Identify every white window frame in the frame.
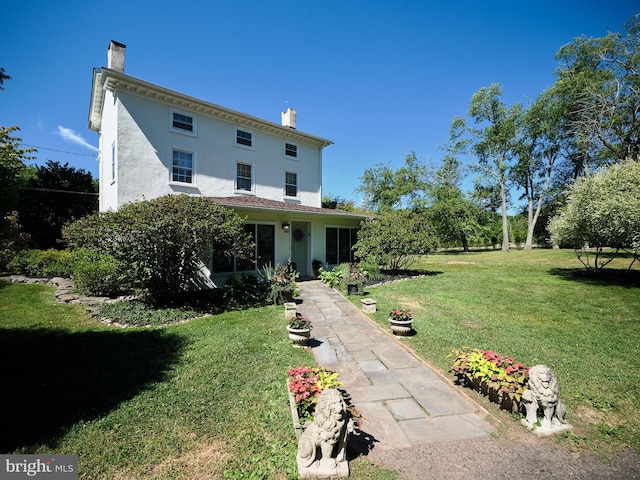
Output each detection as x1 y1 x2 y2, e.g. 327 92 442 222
170 148 196 185
284 171 298 197
284 142 298 159
170 110 197 136
235 162 254 193
110 142 116 184
235 128 254 150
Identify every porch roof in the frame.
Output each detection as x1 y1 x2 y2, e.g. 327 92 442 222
208 196 372 220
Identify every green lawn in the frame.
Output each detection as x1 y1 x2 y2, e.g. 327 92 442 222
0 281 395 479
1 249 638 477
360 249 640 455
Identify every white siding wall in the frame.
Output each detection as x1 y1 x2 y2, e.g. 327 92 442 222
98 90 119 211
100 90 323 211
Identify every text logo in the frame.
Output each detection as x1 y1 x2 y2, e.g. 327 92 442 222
1 455 78 479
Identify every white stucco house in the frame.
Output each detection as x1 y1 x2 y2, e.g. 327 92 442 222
88 41 368 281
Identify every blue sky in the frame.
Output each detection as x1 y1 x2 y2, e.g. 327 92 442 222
2 1 638 207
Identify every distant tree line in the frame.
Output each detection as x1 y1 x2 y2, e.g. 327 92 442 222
354 14 640 263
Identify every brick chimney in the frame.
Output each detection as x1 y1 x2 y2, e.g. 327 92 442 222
281 108 297 129
107 40 126 73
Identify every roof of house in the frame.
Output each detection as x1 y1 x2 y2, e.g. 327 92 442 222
209 196 372 219
88 68 333 149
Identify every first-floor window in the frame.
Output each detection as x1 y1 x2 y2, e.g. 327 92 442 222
211 223 275 273
325 227 358 265
236 163 252 191
285 172 297 197
172 149 193 183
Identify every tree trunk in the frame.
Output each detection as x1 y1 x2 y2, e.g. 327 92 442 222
524 196 535 251
461 231 469 252
500 182 509 252
524 161 553 250
524 194 544 250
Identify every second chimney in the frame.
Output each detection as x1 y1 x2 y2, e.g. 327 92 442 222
108 40 126 73
281 108 297 129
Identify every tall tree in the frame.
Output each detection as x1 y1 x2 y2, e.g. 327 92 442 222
467 84 522 252
427 118 482 251
0 126 34 214
555 14 640 162
356 152 428 212
19 160 98 249
0 126 35 267
512 89 563 249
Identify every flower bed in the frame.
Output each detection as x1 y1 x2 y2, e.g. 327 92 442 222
449 347 530 413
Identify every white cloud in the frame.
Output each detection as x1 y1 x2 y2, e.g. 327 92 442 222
56 126 98 152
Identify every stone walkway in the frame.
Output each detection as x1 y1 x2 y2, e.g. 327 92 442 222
296 280 496 453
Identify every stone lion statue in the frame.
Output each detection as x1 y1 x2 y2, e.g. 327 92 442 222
522 364 567 430
296 388 353 478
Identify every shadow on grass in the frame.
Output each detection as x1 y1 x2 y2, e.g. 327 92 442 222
548 267 640 288
0 327 186 452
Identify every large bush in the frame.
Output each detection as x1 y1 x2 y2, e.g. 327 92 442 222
63 195 254 301
549 160 640 269
354 210 437 271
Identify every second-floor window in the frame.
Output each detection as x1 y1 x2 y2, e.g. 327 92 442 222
285 172 297 197
172 149 193 184
236 129 252 147
285 143 297 158
236 163 252 191
172 112 194 132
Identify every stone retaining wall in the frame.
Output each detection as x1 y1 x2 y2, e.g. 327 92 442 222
2 275 119 319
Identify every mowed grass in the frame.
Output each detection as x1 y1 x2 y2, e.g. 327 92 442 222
0 281 396 479
361 249 640 455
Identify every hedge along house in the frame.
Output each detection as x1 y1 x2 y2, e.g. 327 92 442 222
88 41 369 283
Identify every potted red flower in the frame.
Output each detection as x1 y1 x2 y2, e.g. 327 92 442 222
388 308 414 336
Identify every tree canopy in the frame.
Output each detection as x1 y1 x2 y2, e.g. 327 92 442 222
356 152 429 212
555 14 640 162
467 83 522 251
19 160 98 249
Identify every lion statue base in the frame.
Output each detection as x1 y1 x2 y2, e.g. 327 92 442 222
296 388 353 479
521 365 573 438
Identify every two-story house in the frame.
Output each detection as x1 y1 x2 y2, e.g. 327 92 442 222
88 41 367 281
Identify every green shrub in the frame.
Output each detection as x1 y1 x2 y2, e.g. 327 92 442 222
358 259 384 281
354 210 437 272
71 249 126 297
62 194 254 302
318 263 348 288
7 249 74 277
